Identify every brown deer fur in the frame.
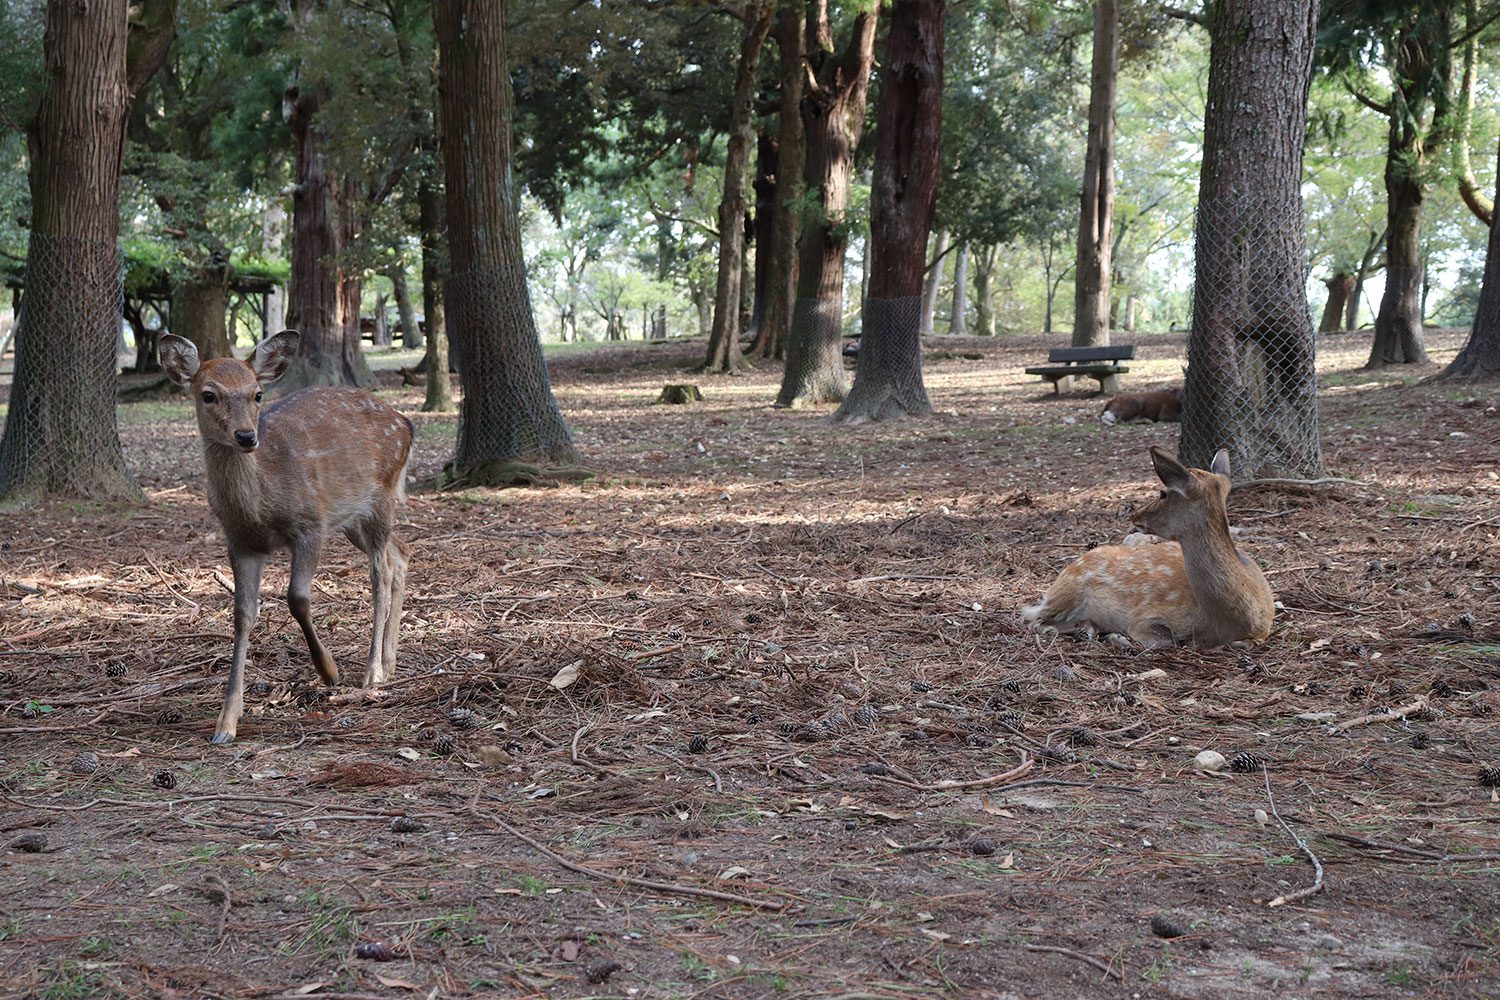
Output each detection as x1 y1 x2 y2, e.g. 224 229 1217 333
161 331 414 743
1022 447 1274 648
1099 387 1182 425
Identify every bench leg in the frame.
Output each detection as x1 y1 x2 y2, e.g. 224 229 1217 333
1098 373 1120 395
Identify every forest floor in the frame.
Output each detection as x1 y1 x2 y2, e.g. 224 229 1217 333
1 328 1498 1000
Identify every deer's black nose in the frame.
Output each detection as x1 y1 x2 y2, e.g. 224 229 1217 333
234 430 258 449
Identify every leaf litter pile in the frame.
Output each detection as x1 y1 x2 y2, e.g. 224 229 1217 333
1 330 1497 998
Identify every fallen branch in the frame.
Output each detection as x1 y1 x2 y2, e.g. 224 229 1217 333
469 802 789 912
1332 699 1429 732
1261 770 1324 908
1232 476 1371 492
1324 832 1500 865
868 756 1034 793
1023 942 1121 981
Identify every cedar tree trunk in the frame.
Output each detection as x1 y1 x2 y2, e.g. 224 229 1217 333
752 7 806 361
948 242 969 334
1182 0 1322 478
834 0 944 423
1437 139 1500 378
1319 272 1353 333
704 1 775 374
435 0 577 479
390 264 422 349
775 2 877 407
418 175 454 411
0 0 174 507
920 229 947 336
1072 0 1118 347
172 261 232 359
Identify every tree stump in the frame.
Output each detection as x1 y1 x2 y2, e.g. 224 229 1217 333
657 384 704 405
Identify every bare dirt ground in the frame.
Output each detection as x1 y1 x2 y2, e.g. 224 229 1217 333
1 328 1497 1000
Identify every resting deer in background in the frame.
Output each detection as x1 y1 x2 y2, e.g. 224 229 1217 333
1099 387 1182 425
1022 447 1274 648
161 331 415 744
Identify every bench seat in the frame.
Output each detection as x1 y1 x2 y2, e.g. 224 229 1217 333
1024 363 1129 394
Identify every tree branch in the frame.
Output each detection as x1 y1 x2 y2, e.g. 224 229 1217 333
126 0 178 98
1343 79 1391 117
1160 5 1206 26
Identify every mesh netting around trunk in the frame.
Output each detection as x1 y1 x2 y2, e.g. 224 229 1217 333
0 234 139 503
836 296 931 422
445 263 575 471
1182 200 1322 479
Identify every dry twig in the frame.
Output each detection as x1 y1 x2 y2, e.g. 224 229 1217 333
1023 942 1121 981
1262 769 1324 908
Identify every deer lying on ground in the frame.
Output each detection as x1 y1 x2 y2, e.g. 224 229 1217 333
161 331 414 744
1099 387 1182 425
1021 447 1274 648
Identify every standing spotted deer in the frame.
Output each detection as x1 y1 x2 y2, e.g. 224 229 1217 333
1022 447 1274 648
161 331 414 744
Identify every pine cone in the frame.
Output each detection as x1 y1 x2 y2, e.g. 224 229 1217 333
1150 914 1187 939
1478 765 1500 789
70 752 100 775
994 709 1024 728
1000 679 1022 694
1040 745 1077 764
448 708 483 730
354 941 398 961
793 722 828 743
965 733 994 749
854 704 879 726
822 712 851 734
744 712 763 725
153 707 184 726
687 734 709 754
1388 679 1409 697
431 733 457 756
248 680 272 696
1067 726 1098 747
152 769 177 790
911 679 933 693
1229 752 1264 773
968 837 997 857
105 661 127 678
1347 684 1368 700
1408 731 1431 750
778 721 799 737
388 816 421 834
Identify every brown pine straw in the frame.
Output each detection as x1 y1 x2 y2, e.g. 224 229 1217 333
467 794 791 912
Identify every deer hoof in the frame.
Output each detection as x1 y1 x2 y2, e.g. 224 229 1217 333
210 731 235 746
1103 633 1135 651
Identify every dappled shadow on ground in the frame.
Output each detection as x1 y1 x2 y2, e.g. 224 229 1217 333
1 329 1497 998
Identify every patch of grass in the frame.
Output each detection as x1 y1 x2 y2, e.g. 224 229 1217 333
1386 964 1416 986
284 890 359 959
39 963 103 1000
680 951 718 982
0 917 21 941
425 908 477 943
78 936 111 958
516 874 548 896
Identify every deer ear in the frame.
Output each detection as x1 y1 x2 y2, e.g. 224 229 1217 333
250 330 301 384
1149 446 1193 494
1209 449 1232 478
160 335 201 386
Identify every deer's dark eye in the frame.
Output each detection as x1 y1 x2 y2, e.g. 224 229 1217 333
202 391 216 404
1159 490 1169 500
254 390 263 403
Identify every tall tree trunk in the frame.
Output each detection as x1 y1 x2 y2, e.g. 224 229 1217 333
948 242 969 334
1320 272 1354 332
0 0 174 506
1437 139 1500 378
752 7 806 361
704 2 775 374
281 81 373 391
775 3 877 407
1182 0 1322 478
1072 0 1118 347
435 0 577 480
973 244 997 336
172 261 232 359
1366 15 1449 368
418 175 454 412
389 264 422 349
834 0 944 423
1348 228 1383 331
1123 292 1136 332
748 129 776 342
262 199 287 334
919 229 947 337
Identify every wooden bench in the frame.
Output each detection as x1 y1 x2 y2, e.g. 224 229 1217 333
1025 345 1134 395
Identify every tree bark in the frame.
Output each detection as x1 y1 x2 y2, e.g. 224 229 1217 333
775 2 877 408
435 0 578 480
1072 0 1118 347
262 200 287 335
704 2 775 374
389 264 422 349
919 229 947 337
1182 0 1322 479
418 174 454 412
171 262 232 359
973 244 997 337
750 8 805 362
1366 14 1449 368
748 128 776 342
1437 139 1500 379
834 0 944 424
0 0 174 506
948 242 969 335
1319 271 1354 333
280 74 375 391
1348 227 1383 331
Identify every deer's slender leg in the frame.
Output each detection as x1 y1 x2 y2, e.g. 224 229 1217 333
213 548 265 745
347 523 389 689
288 536 337 685
380 537 409 683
